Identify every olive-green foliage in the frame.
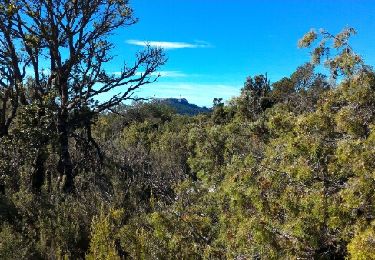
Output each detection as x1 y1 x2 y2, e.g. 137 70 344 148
111 69 374 259
299 27 365 78
1 28 374 259
86 208 123 260
347 220 375 260
0 223 25 260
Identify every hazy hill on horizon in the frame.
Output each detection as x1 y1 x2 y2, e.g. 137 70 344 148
152 97 211 115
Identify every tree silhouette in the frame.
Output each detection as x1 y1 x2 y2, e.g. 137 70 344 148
0 0 166 191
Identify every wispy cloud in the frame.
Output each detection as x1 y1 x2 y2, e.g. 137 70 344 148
140 70 188 77
112 70 188 78
126 40 211 49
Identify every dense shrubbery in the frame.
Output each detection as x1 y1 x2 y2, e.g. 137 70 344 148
0 16 374 259
1 64 375 258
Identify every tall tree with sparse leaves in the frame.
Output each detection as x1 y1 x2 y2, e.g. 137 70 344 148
0 0 165 192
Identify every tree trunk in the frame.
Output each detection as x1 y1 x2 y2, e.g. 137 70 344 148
0 125 8 138
32 149 47 192
57 111 74 192
0 98 9 138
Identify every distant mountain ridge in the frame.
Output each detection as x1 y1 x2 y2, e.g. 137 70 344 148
153 98 211 116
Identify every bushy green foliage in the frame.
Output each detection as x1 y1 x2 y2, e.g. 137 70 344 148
86 208 123 260
347 221 375 260
0 223 25 260
1 27 374 259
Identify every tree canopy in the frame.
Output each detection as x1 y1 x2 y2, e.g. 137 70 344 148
0 0 165 191
0 4 374 259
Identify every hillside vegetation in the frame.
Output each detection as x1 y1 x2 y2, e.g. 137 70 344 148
153 98 211 115
0 1 374 258
2 38 375 260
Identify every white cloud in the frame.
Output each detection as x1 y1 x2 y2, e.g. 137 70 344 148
155 71 187 77
112 70 188 78
126 40 211 49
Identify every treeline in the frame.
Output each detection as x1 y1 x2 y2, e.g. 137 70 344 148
1 35 375 259
91 65 374 259
0 1 374 256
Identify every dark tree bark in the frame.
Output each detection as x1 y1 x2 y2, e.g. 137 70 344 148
32 150 46 192
57 111 74 192
0 0 166 193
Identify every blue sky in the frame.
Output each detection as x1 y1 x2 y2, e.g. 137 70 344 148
106 0 375 107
